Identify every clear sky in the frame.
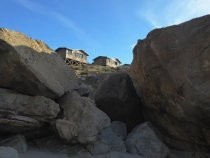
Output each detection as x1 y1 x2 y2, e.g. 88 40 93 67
1 0 210 64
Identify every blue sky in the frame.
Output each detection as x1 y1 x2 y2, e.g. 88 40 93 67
1 0 210 64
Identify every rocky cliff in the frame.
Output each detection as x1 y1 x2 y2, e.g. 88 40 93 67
130 15 210 150
0 28 52 54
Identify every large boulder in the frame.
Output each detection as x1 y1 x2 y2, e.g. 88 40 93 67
0 28 52 54
0 39 78 99
55 91 111 144
94 72 143 131
0 88 60 132
130 15 210 149
0 88 60 122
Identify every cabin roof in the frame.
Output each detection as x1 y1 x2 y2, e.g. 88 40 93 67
76 49 89 56
55 47 89 56
93 56 121 63
55 47 73 52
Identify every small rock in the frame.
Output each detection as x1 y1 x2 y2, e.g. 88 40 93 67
87 122 126 155
126 122 170 158
110 121 127 140
77 83 93 97
0 146 19 158
0 134 27 153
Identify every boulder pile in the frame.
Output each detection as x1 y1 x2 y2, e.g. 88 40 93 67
1 14 210 158
0 28 163 158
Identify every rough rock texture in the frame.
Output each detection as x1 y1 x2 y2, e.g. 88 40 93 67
0 28 52 54
0 147 19 158
94 72 143 130
56 91 111 143
126 122 170 158
87 121 126 155
130 15 210 149
0 39 78 99
0 88 60 122
0 112 40 133
77 83 94 97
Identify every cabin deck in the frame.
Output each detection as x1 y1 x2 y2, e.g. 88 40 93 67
65 58 86 66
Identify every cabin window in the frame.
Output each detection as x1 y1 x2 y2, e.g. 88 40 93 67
115 62 118 65
75 53 82 58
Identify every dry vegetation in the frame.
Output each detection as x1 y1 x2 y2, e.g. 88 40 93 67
71 64 119 76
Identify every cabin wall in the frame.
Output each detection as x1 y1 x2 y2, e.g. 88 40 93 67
93 58 107 66
56 49 66 60
93 58 120 68
106 58 120 68
66 50 87 63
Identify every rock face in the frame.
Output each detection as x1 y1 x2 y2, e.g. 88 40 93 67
0 39 78 99
0 88 60 132
130 15 210 149
94 72 143 130
0 88 60 122
0 28 52 54
126 122 169 158
56 91 111 143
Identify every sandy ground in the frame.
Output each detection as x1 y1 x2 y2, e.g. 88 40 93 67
19 148 69 158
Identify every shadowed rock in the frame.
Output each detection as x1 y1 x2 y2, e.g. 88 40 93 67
94 72 144 131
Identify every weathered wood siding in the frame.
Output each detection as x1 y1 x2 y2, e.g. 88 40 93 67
56 49 66 60
93 57 120 68
106 58 119 67
69 50 87 63
57 49 88 64
93 58 107 66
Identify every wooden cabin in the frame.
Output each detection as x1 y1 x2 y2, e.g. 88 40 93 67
55 47 89 66
93 56 121 68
